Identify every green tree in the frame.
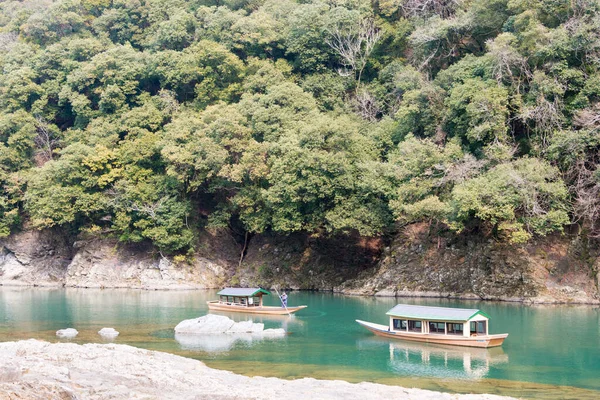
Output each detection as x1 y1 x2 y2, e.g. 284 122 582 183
153 40 244 106
450 158 570 242
445 78 510 148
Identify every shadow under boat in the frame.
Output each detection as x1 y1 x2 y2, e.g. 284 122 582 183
357 337 509 380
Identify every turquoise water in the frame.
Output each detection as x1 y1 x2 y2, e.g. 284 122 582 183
0 287 599 399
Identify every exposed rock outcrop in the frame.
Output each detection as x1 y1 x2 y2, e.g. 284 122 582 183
98 328 119 338
0 340 516 400
336 224 599 303
238 233 383 290
0 226 598 303
56 328 78 338
0 229 73 287
174 314 285 335
0 231 232 289
64 238 228 289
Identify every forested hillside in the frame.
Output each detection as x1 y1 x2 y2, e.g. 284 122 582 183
1 0 599 256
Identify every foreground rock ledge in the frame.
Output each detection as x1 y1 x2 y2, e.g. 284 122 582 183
0 340 514 400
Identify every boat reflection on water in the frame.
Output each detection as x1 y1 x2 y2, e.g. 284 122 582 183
358 338 508 380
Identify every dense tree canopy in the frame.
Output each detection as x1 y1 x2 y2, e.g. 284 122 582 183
1 0 598 252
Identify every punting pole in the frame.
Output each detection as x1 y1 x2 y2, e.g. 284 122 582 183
274 287 291 317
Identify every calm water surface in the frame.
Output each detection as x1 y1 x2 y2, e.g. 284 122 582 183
0 288 599 399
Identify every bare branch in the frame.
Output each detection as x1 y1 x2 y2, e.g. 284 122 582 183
129 196 170 219
409 14 472 71
0 32 18 52
574 104 600 129
438 154 486 186
351 89 381 122
401 0 462 18
519 96 564 148
325 16 381 89
569 160 600 238
486 35 532 92
33 116 58 164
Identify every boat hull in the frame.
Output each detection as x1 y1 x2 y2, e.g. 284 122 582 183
356 320 508 348
207 301 307 315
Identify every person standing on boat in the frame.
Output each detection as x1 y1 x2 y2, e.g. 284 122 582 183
280 292 288 308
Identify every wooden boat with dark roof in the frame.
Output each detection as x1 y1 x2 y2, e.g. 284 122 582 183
356 304 508 348
207 288 307 315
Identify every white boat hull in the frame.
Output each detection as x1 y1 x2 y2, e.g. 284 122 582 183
207 301 307 315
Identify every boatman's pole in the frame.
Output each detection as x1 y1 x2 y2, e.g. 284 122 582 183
274 287 291 317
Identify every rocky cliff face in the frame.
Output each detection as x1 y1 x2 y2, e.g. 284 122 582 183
0 225 598 303
234 232 383 290
0 229 73 286
337 223 599 303
0 230 230 289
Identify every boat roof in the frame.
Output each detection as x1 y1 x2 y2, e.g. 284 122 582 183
217 288 271 297
386 304 490 322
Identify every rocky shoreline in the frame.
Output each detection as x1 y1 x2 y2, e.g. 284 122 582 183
1 228 598 304
0 340 515 400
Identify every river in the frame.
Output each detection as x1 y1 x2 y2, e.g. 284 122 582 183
0 287 598 399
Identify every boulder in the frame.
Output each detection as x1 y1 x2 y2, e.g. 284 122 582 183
56 328 78 338
174 314 285 336
174 315 285 352
175 314 236 334
226 320 264 333
98 328 119 338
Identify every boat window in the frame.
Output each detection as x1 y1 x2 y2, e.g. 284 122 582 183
393 319 408 331
447 323 463 335
408 320 422 332
470 321 487 335
429 322 445 334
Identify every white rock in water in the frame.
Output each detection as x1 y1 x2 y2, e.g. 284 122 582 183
226 320 264 333
174 314 285 335
98 328 119 338
56 328 78 338
175 314 235 334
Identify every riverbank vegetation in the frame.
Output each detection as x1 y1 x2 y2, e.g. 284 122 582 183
1 0 599 253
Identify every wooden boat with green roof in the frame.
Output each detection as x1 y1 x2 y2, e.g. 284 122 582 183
356 304 508 348
207 288 307 315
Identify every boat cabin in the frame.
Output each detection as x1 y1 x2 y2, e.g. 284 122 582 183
386 304 490 338
216 288 270 308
